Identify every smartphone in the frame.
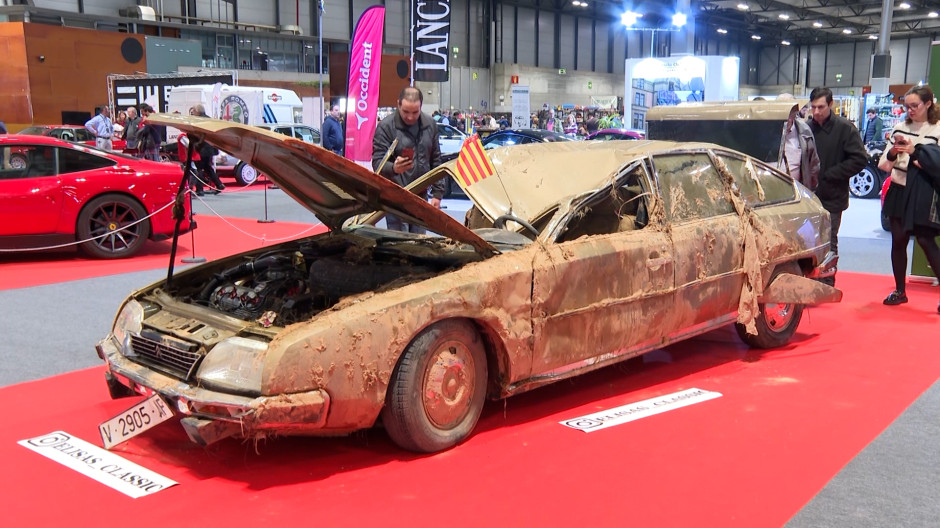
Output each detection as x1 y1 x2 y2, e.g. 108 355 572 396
401 147 414 159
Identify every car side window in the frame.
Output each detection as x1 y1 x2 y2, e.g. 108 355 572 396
16 145 58 178
274 126 292 136
716 153 796 206
750 159 797 203
74 129 94 142
294 127 317 143
652 152 734 223
485 135 516 148
715 153 760 204
557 163 651 242
58 147 114 174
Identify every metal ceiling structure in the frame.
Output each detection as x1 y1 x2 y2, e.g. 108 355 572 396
512 0 940 47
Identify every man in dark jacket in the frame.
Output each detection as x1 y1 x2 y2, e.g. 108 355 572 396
321 104 344 156
808 87 868 285
372 86 444 233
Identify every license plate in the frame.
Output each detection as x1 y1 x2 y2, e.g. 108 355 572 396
99 393 174 450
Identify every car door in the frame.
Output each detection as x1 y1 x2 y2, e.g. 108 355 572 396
650 151 743 328
0 144 63 235
530 161 676 374
437 124 465 155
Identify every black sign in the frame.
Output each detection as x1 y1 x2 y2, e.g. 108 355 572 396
413 0 451 82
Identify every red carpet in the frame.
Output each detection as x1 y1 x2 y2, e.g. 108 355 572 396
1 273 938 526
0 214 326 290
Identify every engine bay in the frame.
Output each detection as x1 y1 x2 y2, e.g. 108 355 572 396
164 227 525 327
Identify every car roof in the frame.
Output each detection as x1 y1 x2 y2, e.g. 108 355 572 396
1 134 75 146
454 139 716 225
485 129 572 142
646 100 804 121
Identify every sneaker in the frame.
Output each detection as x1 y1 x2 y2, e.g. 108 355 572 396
196 191 205 197
883 291 908 305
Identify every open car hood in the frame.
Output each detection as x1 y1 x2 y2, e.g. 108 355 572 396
147 114 496 257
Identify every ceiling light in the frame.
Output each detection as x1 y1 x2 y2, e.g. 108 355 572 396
929 11 939 17
869 34 879 39
842 28 852 34
621 11 641 26
751 34 762 40
571 0 588 6
672 13 687 27
899 2 911 9
813 21 823 28
717 28 728 34
737 3 749 10
778 14 790 20
781 40 791 46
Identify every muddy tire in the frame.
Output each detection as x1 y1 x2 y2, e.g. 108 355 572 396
76 194 150 259
382 320 487 453
735 263 804 349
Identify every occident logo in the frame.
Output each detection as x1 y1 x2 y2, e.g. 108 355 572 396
354 41 374 130
220 95 250 124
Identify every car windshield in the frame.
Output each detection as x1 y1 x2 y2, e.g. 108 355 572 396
18 127 50 135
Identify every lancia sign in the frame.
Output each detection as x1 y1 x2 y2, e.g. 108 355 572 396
412 0 451 82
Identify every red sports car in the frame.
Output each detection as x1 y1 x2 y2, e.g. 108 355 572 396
17 125 128 153
0 135 191 258
585 128 646 141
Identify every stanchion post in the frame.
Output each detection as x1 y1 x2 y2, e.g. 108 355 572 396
258 174 276 224
181 179 207 263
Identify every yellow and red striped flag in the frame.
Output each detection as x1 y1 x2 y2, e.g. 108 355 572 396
454 134 496 190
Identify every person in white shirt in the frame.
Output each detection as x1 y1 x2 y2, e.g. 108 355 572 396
84 106 114 151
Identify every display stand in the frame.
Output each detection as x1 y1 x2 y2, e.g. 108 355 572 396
910 236 940 283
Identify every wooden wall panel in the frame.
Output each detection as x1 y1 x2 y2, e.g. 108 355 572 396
22 24 146 127
0 23 31 131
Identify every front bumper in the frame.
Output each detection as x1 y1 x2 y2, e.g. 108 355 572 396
97 337 330 445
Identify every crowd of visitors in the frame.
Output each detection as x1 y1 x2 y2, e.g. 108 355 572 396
429 106 631 138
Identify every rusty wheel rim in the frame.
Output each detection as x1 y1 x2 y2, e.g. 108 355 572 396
764 302 795 333
422 339 477 429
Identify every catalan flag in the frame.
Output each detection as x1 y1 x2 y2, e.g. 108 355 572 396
454 134 496 190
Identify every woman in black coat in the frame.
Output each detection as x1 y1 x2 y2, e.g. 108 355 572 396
879 85 940 313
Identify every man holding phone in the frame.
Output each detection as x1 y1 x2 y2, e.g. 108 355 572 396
372 86 445 233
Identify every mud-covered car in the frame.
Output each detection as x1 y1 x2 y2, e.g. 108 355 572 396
96 115 841 453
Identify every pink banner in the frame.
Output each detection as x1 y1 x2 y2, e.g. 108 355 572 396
344 5 385 163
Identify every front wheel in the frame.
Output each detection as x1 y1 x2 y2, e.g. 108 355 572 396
76 194 150 259
234 162 259 186
381 320 488 453
735 263 804 349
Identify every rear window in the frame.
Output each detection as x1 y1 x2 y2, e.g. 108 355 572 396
647 120 782 163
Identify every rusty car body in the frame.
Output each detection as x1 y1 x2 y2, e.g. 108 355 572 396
96 115 841 453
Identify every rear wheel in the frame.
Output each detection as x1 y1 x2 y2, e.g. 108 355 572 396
9 153 27 169
849 164 881 198
382 320 487 453
735 263 804 348
234 162 259 186
76 194 150 259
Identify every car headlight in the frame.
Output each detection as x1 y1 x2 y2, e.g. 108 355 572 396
112 300 143 351
196 337 267 394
